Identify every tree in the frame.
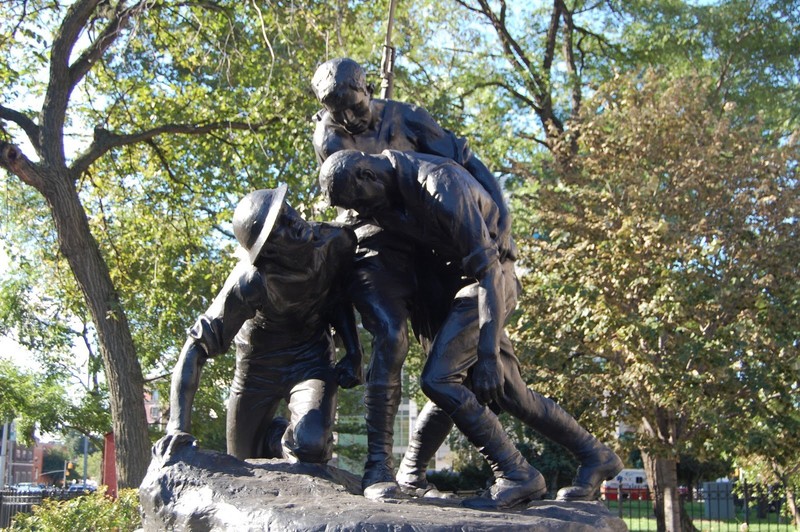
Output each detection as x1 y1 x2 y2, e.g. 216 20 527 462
0 360 74 445
393 2 799 529
0 271 114 442
0 0 292 486
388 0 612 170
4 0 185 486
41 446 74 486
676 454 730 502
0 0 394 485
511 71 799 531
734 363 800 526
3 0 794 507
620 0 800 135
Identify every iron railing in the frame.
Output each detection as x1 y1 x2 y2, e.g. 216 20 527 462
602 487 798 531
0 489 86 528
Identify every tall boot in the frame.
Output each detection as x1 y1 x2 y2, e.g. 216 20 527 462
522 391 623 501
362 383 402 494
261 416 290 459
395 401 455 498
453 396 547 510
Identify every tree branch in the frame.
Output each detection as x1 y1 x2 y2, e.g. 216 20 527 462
475 0 545 95
43 0 105 165
141 136 234 239
543 0 563 74
70 118 278 178
573 21 612 50
458 0 565 138
460 80 541 112
49 0 102 75
514 133 550 149
144 138 191 193
0 105 42 156
0 0 30 50
43 1 152 167
0 142 45 190
452 0 485 15
68 1 148 89
560 0 581 114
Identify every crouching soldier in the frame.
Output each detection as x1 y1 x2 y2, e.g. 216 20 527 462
155 185 363 464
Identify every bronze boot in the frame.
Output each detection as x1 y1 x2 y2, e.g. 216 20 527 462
556 442 623 501
454 397 547 510
396 401 455 499
362 383 404 499
520 391 623 501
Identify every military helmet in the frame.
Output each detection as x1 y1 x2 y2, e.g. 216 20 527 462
232 184 288 264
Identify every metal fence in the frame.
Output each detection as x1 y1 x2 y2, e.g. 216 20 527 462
0 489 86 529
0 492 40 529
602 484 798 532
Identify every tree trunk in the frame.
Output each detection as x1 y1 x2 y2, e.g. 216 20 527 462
642 451 691 532
778 472 800 527
40 166 151 488
786 485 800 527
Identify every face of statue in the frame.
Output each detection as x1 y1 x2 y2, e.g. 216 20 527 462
262 203 314 258
333 164 389 217
323 87 372 135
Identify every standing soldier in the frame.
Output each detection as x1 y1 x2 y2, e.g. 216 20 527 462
311 57 512 499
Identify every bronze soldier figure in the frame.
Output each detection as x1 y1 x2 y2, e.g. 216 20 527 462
311 57 510 498
320 150 623 509
156 186 363 464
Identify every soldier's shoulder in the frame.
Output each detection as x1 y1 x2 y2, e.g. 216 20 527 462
235 261 267 300
387 99 431 119
313 116 348 152
315 221 357 251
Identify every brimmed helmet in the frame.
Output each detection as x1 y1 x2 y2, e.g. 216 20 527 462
232 184 288 264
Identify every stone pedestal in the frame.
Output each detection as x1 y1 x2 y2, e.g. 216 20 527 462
139 445 627 531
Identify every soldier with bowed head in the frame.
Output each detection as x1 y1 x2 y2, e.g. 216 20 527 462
156 185 363 465
320 149 623 509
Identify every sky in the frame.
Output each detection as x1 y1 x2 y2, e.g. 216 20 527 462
0 336 38 372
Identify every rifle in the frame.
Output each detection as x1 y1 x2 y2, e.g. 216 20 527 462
379 0 398 100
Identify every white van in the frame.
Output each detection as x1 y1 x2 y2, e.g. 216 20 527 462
601 468 649 500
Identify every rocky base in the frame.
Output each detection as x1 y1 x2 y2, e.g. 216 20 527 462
139 444 627 531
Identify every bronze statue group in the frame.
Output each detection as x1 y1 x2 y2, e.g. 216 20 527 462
155 58 623 511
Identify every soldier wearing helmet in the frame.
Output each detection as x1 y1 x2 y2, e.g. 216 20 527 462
156 185 362 464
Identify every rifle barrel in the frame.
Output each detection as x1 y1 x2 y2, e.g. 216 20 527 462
380 0 398 100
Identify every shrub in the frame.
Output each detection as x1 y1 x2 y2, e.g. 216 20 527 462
8 487 141 531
